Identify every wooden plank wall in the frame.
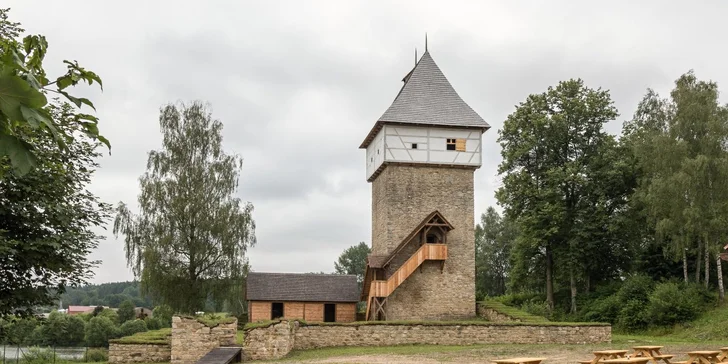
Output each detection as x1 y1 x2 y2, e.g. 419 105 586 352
336 303 356 322
248 301 358 322
249 301 271 322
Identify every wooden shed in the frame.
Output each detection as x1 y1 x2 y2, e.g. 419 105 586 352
246 272 359 323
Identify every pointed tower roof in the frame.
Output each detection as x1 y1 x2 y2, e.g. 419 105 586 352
360 51 489 148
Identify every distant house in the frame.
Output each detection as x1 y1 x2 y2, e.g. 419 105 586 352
246 272 359 323
135 307 153 319
67 305 101 315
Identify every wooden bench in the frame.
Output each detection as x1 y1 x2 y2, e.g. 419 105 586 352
491 357 547 364
601 358 651 364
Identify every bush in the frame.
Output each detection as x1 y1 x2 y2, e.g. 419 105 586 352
647 282 701 326
84 348 108 362
616 274 653 304
617 299 650 332
85 316 119 347
20 347 56 364
97 308 120 325
581 294 620 324
145 317 162 331
153 304 173 328
118 300 136 324
120 319 148 337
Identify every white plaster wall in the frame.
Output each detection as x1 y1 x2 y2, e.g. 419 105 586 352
366 128 385 179
384 125 482 167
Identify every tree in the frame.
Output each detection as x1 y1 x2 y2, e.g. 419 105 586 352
118 300 136 324
497 79 619 311
113 101 256 314
40 311 85 346
119 319 147 337
475 207 515 298
0 102 111 317
0 8 108 177
84 316 118 347
152 304 173 328
334 242 370 289
625 72 728 298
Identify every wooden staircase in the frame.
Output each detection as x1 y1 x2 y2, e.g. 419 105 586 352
365 243 447 320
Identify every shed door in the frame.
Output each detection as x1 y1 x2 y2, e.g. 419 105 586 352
271 302 284 319
324 303 336 322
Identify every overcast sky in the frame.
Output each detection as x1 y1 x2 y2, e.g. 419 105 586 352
6 1 728 284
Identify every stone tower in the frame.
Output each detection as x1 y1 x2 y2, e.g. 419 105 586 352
360 50 490 321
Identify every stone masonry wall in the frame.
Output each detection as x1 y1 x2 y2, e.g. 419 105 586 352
372 165 476 320
243 320 611 361
243 321 297 361
170 316 237 364
108 343 171 364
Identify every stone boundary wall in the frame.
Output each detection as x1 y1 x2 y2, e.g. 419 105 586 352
108 342 171 364
243 321 611 361
171 316 237 364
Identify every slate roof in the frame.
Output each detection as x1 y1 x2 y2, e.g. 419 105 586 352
360 51 490 148
246 272 360 302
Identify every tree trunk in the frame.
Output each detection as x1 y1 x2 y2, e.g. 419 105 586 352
695 245 702 283
705 243 710 289
570 269 577 314
545 246 554 311
717 254 724 302
683 250 689 283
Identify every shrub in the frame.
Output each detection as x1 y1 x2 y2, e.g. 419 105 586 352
581 294 620 324
85 316 119 347
647 282 701 326
120 319 148 337
616 274 653 304
152 304 173 328
145 317 162 331
98 308 119 325
20 347 56 364
617 299 649 332
520 299 551 319
84 348 108 362
118 300 136 324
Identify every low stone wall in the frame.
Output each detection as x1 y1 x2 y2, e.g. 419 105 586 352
108 343 171 363
171 316 238 364
243 321 611 361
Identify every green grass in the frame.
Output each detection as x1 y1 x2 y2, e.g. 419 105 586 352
236 330 244 345
178 312 237 327
109 328 171 344
478 300 550 322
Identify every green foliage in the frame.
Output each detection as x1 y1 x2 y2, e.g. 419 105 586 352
647 282 705 326
0 102 112 317
152 304 173 328
475 208 515 298
84 316 119 347
97 308 119 325
109 328 170 345
117 300 136 324
20 347 56 364
0 8 109 177
84 348 108 362
477 300 548 322
144 317 161 331
189 312 236 327
5 317 36 345
39 311 85 346
113 101 256 314
60 281 153 308
119 319 147 337
334 242 370 290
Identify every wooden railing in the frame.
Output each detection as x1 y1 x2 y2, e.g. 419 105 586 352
365 244 447 320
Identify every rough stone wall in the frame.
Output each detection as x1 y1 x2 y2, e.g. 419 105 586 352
108 343 171 364
243 321 297 361
170 316 237 364
371 165 476 320
242 321 611 361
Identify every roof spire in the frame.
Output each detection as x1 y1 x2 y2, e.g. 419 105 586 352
425 32 428 52
415 48 418 66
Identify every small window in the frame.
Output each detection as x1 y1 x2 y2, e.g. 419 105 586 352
446 139 456 151
411 143 418 149
446 138 466 151
271 302 284 319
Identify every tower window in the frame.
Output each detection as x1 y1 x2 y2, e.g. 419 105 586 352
411 143 418 149
447 138 466 151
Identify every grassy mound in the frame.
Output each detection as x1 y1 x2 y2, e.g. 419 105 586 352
110 328 171 345
478 300 550 323
670 304 728 341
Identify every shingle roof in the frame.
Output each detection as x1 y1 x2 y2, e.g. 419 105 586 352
246 272 360 302
360 51 489 148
